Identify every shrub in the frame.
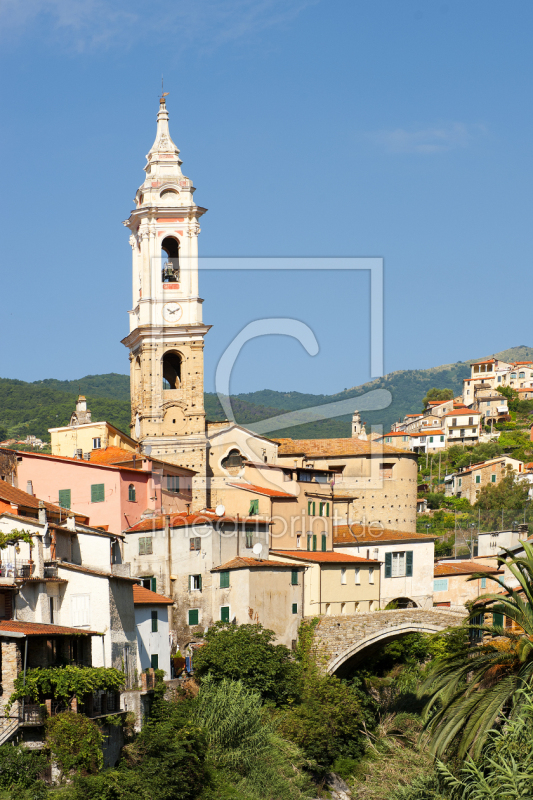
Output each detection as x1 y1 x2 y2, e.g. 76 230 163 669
46 710 104 776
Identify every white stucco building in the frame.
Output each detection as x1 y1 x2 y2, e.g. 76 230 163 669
133 584 173 677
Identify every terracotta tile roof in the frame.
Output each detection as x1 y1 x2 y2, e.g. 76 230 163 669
211 556 300 571
442 410 481 418
512 361 533 365
11 449 144 475
274 438 410 457
271 549 380 564
434 561 503 577
381 432 409 437
126 512 272 533
227 483 295 499
0 620 100 636
0 482 72 518
410 430 444 437
86 447 140 465
133 584 173 604
333 523 437 545
404 414 422 418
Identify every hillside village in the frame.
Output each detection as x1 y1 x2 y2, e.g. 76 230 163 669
1 97 532 795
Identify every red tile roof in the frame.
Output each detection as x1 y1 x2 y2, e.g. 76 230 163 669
333 524 437 544
227 483 295 499
382 432 409 437
126 512 272 533
0 482 83 519
274 438 410 457
410 430 444 437
133 585 173 604
86 446 141 465
12 449 145 475
442 410 481 418
434 561 503 578
211 556 301 571
271 550 380 564
0 620 100 636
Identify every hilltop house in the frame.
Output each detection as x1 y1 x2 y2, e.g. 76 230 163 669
444 456 524 503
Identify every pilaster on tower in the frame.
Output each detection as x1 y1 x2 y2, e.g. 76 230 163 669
121 97 210 510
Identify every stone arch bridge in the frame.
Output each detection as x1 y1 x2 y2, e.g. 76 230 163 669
313 608 466 676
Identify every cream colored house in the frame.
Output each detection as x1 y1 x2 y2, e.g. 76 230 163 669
333 524 436 609
442 409 482 446
50 397 138 459
444 457 524 503
270 550 380 617
433 560 503 607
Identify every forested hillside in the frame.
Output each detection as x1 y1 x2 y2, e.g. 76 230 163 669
2 346 531 442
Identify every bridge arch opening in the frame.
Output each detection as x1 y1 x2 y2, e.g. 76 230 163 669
385 597 418 610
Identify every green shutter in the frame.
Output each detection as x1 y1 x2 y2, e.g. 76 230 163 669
249 499 259 515
292 603 297 614
58 489 71 510
188 609 199 626
151 577 157 592
151 611 158 632
220 570 230 589
221 606 230 623
312 501 316 515
307 501 312 515
325 503 330 517
151 654 159 670
312 534 317 552
493 609 504 628
198 574 202 591
481 577 487 589
91 483 105 503
307 534 312 551
291 569 298 586
321 534 327 552
384 552 392 578
406 551 413 577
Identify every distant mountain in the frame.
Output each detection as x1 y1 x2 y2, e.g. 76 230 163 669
2 346 530 442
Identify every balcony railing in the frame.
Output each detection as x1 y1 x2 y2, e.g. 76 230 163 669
0 560 35 579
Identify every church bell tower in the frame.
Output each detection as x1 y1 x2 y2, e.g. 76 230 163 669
121 97 209 507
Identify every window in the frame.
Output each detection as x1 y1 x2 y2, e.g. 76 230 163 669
221 449 244 470
475 475 481 484
380 463 394 479
355 568 360 585
166 475 180 493
469 417 474 425
312 534 317 552
189 537 201 551
141 577 156 592
321 533 327 552
128 484 136 502
452 418 457 426
458 478 462 487
245 528 254 549
220 570 230 589
58 489 71 510
498 376 502 383
369 568 374 584
139 537 153 555
296 534 302 548
151 610 158 632
92 437 101 449
71 594 90 627
440 436 444 442
292 603 298 614
511 373 516 380
429 436 433 443
481 577 487 589
151 654 159 670
248 499 259 516
220 606 230 623
188 609 199 626
291 569 299 586
434 578 448 591
319 502 330 517
307 501 316 515
341 568 346 585
91 483 105 503
491 474 496 483
384 551 413 578
460 428 465 436
519 372 525 379
189 575 202 591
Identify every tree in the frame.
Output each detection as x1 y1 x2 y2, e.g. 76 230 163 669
474 469 528 512
422 388 454 409
193 623 299 704
420 542 533 759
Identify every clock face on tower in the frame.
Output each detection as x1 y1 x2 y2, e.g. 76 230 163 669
162 302 183 323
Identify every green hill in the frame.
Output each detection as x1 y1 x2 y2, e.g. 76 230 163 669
2 346 530 442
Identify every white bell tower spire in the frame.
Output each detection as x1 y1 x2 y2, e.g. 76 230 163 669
121 97 209 508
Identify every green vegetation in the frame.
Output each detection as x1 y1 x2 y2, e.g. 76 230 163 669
422 388 454 408
7 665 125 711
46 711 104 776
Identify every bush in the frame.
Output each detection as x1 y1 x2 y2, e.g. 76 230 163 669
0 743 48 792
46 711 104 776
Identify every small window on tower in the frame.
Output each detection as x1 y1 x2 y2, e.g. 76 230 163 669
161 236 180 282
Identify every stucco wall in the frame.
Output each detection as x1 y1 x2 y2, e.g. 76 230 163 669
135 605 170 676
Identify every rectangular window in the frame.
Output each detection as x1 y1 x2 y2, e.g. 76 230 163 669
189 537 201 551
469 417 474 425
307 533 312 551
58 489 71 510
341 568 346 585
493 610 504 628
151 610 158 632
481 577 487 589
321 533 327 552
452 418 457 426
291 569 299 586
188 609 199 626
189 575 202 591
307 500 316 515
151 654 159 670
369 568 374 584
429 437 433 443
91 483 105 503
71 594 90 627
220 606 230 623
139 537 153 555
141 577 157 592
312 534 317 552
245 528 254 549
248 499 259 516
380 463 394 479
440 435 444 442
292 603 298 615
491 475 496 483
475 475 481 484
220 570 230 589
355 568 360 585
92 437 101 449
433 578 448 592
166 475 180 493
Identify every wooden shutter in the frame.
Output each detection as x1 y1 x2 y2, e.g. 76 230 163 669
384 552 392 578
325 503 330 517
58 489 71 510
307 501 312 515
150 577 157 592
151 610 158 632
406 551 413 577
198 575 202 591
307 534 312 551
188 609 199 626
292 603 297 614
312 534 317 552
91 483 105 503
151 654 159 670
493 609 504 628
220 570 230 589
321 534 327 552
139 538 146 555
291 569 298 586
312 501 316 515
221 606 230 623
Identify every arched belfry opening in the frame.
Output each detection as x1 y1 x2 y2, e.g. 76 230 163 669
161 237 180 283
162 351 182 390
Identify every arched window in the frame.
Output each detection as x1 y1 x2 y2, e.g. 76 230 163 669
221 449 245 470
511 373 517 380
162 351 182 389
128 484 136 502
161 236 180 283
519 371 525 379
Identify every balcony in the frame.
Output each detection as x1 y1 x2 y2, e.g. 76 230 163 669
0 560 35 581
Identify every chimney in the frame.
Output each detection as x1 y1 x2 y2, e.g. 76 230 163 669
26 480 33 496
66 515 76 531
38 500 47 525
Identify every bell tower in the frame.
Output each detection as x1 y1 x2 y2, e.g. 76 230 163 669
121 97 210 508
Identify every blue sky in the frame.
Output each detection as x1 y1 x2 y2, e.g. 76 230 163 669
1 0 532 395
